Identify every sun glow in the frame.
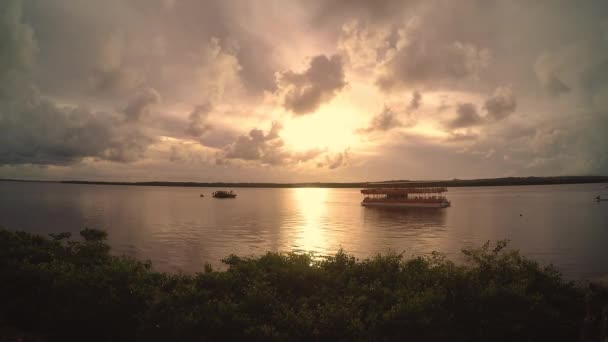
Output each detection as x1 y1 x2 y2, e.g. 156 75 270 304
281 115 355 152
407 122 450 139
281 99 372 153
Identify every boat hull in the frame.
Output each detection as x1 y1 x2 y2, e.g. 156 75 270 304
361 201 450 208
213 194 237 198
212 191 237 198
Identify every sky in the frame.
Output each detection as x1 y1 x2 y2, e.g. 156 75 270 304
1 0 607 182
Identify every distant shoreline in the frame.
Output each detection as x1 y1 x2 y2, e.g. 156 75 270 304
1 176 607 188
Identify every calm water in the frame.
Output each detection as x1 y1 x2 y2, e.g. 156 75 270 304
1 181 607 279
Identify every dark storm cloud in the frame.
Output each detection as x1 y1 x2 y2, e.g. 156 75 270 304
0 0 36 76
445 103 482 129
0 1 155 166
357 106 403 134
0 92 155 165
483 87 516 121
166 0 278 94
278 54 346 115
580 58 608 110
309 0 420 25
534 53 572 97
123 87 161 121
21 0 278 104
90 67 143 95
546 73 571 96
186 104 213 137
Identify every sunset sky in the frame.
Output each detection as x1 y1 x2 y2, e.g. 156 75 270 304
1 0 607 182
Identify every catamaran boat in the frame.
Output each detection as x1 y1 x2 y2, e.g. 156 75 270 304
361 187 451 208
212 190 237 199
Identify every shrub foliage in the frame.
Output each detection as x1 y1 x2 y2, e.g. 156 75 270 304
0 228 586 341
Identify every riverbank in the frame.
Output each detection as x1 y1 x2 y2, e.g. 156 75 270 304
1 175 607 188
1 228 606 341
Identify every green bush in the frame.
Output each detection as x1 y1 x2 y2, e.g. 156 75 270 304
0 228 587 341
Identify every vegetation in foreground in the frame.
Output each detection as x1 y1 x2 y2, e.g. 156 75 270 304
0 228 604 341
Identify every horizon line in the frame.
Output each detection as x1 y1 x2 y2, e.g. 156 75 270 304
1 175 607 188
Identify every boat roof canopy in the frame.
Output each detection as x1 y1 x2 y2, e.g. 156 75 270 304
361 187 447 195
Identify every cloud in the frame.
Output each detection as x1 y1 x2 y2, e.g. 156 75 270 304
186 103 212 137
376 28 491 91
483 86 516 121
278 54 346 115
220 121 336 168
437 95 451 112
198 128 239 149
445 103 482 129
197 37 243 102
90 67 143 96
222 122 287 165
123 87 161 121
319 149 350 170
445 132 478 142
407 90 422 112
338 20 391 70
310 0 420 25
0 0 37 76
88 31 144 95
21 0 279 105
166 142 211 164
3 0 608 181
357 106 404 133
443 89 516 131
0 1 155 166
293 148 326 163
534 54 571 96
0 89 155 166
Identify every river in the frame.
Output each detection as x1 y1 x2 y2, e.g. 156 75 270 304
1 181 607 279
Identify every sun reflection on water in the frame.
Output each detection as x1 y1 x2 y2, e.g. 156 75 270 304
291 188 331 254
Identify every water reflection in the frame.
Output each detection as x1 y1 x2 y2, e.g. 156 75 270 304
359 206 448 257
362 207 446 229
290 188 330 253
1 182 607 279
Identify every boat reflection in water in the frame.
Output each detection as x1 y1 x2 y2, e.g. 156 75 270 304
362 205 447 228
359 204 448 257
361 187 451 208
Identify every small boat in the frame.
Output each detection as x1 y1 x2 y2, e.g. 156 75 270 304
212 190 237 199
361 187 450 208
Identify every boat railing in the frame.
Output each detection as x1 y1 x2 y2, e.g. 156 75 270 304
361 187 448 195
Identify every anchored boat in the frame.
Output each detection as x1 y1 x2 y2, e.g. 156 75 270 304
361 187 450 208
212 190 237 199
